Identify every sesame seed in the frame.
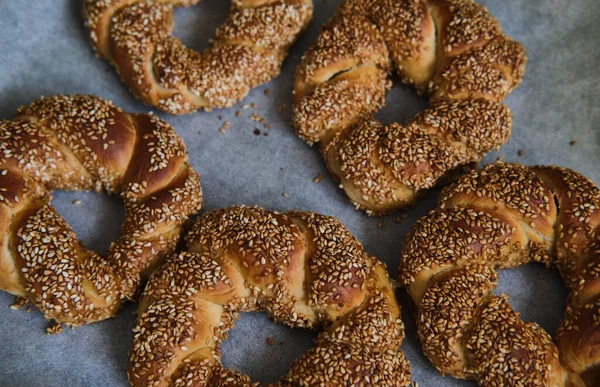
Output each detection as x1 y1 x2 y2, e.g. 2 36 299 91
46 321 63 335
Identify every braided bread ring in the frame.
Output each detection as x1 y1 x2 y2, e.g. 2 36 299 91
129 205 411 386
399 162 600 386
83 0 313 115
293 0 527 215
0 95 202 326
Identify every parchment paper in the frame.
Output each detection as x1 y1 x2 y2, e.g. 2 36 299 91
0 0 599 386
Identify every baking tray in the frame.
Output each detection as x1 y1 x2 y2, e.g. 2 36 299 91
0 0 598 385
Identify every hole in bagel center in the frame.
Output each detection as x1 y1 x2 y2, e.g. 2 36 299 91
50 190 124 255
492 263 568 335
220 312 317 384
375 74 429 126
172 1 231 53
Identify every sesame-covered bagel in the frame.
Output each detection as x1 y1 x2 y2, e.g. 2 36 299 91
0 95 202 326
129 205 412 386
293 0 527 215
399 162 600 386
83 0 313 115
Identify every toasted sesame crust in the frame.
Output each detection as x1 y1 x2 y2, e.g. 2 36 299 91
83 0 313 114
399 162 600 386
293 0 527 215
0 94 203 326
129 205 412 386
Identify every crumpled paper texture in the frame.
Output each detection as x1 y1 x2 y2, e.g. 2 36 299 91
0 0 598 386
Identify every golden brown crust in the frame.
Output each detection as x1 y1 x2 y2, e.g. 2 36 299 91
83 0 313 114
129 206 412 386
293 0 527 215
0 95 203 326
399 162 600 386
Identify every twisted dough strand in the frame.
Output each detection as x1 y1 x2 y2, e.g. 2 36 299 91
293 0 526 215
0 95 202 326
399 162 600 386
84 0 313 114
129 206 411 386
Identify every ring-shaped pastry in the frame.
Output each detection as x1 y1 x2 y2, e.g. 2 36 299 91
129 206 412 386
84 0 313 114
0 95 202 326
400 162 600 386
293 0 526 215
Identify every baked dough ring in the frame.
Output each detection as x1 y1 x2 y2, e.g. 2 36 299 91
84 0 313 114
129 206 412 386
0 95 202 326
399 162 599 386
293 0 527 215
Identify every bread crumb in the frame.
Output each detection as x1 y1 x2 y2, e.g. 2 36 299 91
10 297 28 310
72 199 81 205
378 220 386 229
282 192 289 198
218 121 230 134
393 214 408 223
569 140 577 146
518 149 524 157
266 337 274 345
313 174 323 183
250 113 266 123
47 322 63 335
264 89 270 96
